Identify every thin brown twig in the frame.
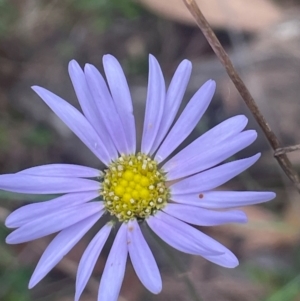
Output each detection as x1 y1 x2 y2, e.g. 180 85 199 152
182 0 300 192
275 144 300 156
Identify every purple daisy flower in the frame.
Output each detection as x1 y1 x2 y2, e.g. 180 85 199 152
0 54 275 301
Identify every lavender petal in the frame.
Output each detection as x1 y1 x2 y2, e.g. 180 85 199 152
199 239 239 268
150 59 192 154
29 212 102 288
85 64 129 155
155 80 216 163
5 191 100 228
6 202 104 244
103 55 136 154
197 115 248 142
163 203 247 226
147 211 221 256
149 211 238 268
165 130 257 180
163 115 248 174
98 223 128 301
75 223 112 301
187 115 248 150
127 219 162 294
0 174 100 194
32 86 112 165
141 55 166 155
170 153 260 194
171 191 276 209
68 60 118 160
18 163 102 178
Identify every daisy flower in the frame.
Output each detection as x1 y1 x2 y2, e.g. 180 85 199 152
0 54 275 301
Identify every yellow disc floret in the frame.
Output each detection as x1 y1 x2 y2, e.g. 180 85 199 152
102 153 169 222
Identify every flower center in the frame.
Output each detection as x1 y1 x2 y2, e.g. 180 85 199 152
102 153 169 222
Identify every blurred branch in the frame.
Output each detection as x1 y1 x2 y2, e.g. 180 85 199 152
182 0 300 193
275 144 300 156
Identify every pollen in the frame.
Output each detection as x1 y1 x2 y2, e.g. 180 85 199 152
102 153 169 222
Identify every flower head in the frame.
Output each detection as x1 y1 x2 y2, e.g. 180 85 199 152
0 54 275 301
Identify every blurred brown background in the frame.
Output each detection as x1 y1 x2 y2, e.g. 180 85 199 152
0 0 300 300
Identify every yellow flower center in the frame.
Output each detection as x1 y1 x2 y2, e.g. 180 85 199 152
102 153 169 222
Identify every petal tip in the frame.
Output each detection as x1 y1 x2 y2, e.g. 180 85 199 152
268 191 276 200
181 59 192 69
31 85 40 91
239 211 248 223
219 254 239 268
254 152 261 160
68 59 80 71
28 277 37 289
4 217 14 228
151 284 163 295
103 53 116 62
252 130 258 139
229 261 239 269
84 63 95 73
201 79 216 93
209 79 216 89
5 233 14 244
69 59 77 66
149 54 158 64
240 114 248 124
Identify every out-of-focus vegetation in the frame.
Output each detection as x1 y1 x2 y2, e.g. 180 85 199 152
0 0 18 38
71 0 142 28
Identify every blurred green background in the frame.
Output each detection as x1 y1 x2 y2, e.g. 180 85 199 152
0 0 300 300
